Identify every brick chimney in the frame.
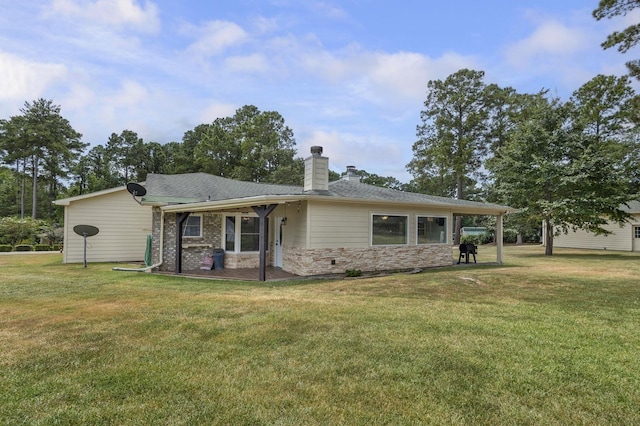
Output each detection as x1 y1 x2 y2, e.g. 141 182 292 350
304 146 329 191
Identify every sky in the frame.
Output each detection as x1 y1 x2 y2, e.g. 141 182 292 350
1 0 638 182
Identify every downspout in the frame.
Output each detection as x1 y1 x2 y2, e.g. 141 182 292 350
113 209 165 272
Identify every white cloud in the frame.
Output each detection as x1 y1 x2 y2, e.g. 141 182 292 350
310 2 348 20
109 80 148 108
505 19 590 68
184 21 249 58
366 51 478 103
0 50 67 102
297 45 477 106
300 129 343 160
49 0 160 33
224 54 269 74
97 79 149 128
299 129 404 176
252 16 279 34
199 102 237 123
61 83 95 111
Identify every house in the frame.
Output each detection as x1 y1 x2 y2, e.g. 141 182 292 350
135 146 512 280
546 201 640 252
53 186 152 263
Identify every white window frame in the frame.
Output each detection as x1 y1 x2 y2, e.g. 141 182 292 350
416 215 448 245
371 213 409 246
223 214 269 253
182 214 202 238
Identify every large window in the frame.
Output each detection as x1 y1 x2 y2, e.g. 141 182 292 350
225 215 269 252
372 214 407 245
417 216 447 244
182 215 202 238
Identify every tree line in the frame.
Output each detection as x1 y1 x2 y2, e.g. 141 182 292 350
0 102 405 225
1 1 638 253
408 70 639 253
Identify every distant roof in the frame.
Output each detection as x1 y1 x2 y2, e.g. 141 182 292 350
142 173 512 213
622 200 640 213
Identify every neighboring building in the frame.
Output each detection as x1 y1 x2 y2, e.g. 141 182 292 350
137 147 512 279
53 186 152 263
461 227 488 237
546 201 640 252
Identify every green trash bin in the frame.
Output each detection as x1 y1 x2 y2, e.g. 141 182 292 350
213 248 225 270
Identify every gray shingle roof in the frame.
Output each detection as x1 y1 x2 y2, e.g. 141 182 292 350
143 173 302 203
324 179 510 210
622 200 640 213
142 172 511 211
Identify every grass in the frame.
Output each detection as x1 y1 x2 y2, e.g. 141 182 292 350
1 246 639 425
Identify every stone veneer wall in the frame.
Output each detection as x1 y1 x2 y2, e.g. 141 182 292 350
282 244 453 276
153 210 222 272
224 241 274 268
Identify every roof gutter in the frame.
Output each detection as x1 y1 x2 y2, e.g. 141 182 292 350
156 194 514 215
158 195 303 213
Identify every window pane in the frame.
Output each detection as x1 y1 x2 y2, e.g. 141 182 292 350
372 215 407 245
241 234 260 252
182 215 201 237
239 217 269 252
417 216 447 244
225 217 235 251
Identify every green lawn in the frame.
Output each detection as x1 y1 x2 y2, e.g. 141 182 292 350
1 246 639 425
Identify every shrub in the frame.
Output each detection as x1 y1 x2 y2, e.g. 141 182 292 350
14 244 33 252
503 228 518 244
34 244 52 251
0 244 12 252
52 244 62 252
461 235 481 246
346 269 363 277
479 232 494 244
0 217 50 246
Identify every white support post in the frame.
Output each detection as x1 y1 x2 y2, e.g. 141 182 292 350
496 213 504 264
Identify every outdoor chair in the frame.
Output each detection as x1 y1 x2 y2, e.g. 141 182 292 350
457 243 477 264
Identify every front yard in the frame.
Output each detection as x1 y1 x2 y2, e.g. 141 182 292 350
1 246 638 424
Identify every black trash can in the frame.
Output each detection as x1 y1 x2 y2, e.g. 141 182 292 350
213 248 225 270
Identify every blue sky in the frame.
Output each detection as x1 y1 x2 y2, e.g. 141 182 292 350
0 1 637 182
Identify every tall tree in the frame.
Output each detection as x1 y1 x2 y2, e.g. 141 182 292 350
0 99 84 219
166 124 210 174
489 90 633 255
106 130 142 184
0 116 28 217
194 105 298 183
593 0 640 79
70 145 121 195
0 166 18 217
134 141 167 181
569 74 635 141
407 69 491 242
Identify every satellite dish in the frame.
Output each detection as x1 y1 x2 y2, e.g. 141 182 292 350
126 182 146 205
127 182 146 197
73 224 99 237
73 224 99 268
